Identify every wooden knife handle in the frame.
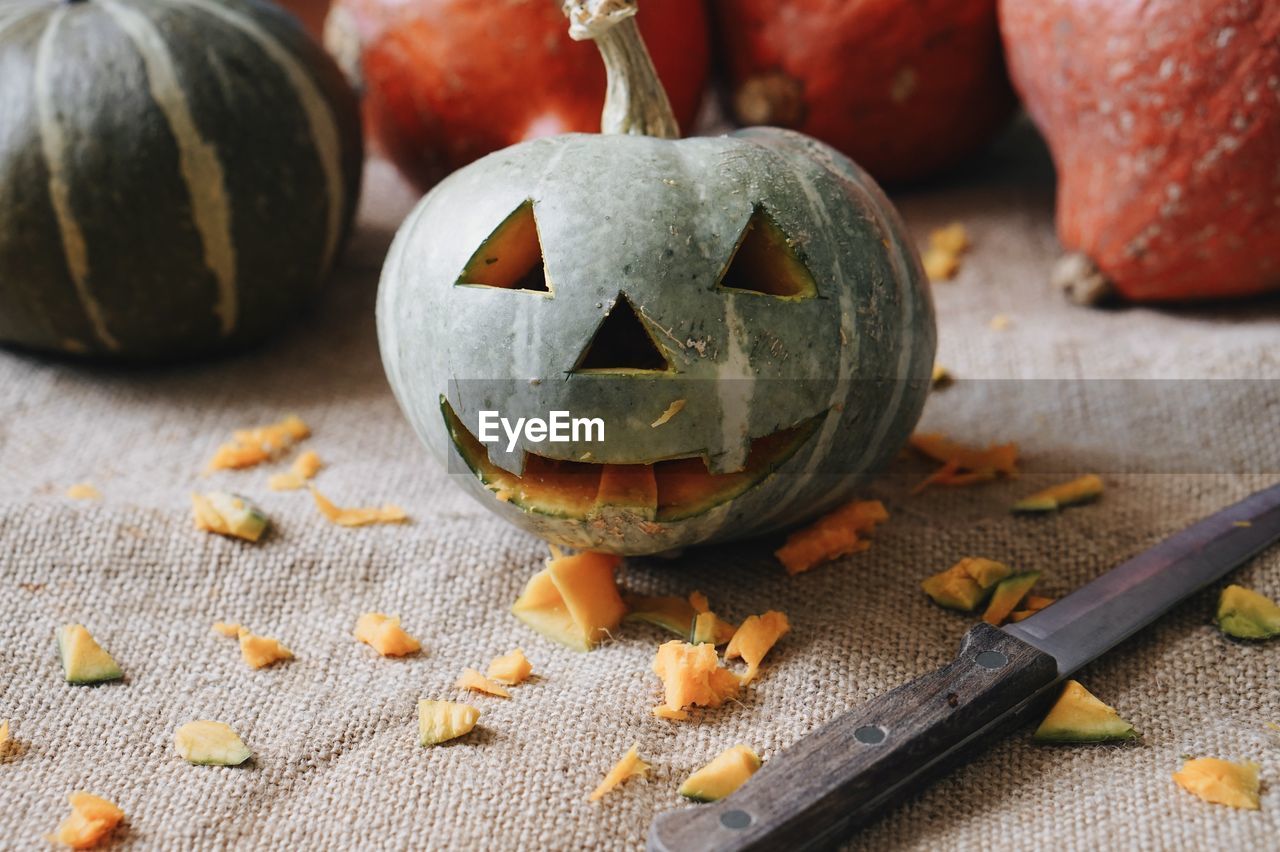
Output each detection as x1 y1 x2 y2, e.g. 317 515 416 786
647 623 1059 852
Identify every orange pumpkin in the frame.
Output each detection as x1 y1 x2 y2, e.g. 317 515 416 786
1001 0 1280 301
712 0 1015 184
278 0 330 40
326 0 709 191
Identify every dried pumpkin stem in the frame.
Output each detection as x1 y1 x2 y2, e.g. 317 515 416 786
562 0 679 139
1051 251 1118 306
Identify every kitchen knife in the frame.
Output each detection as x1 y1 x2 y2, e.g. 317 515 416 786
648 481 1280 852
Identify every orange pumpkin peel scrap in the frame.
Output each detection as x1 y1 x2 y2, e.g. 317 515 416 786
205 415 310 472
775 499 889 574
909 433 1018 494
311 486 408 527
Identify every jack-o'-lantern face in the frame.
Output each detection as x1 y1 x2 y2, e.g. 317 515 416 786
438 191 828 523
377 0 933 555
378 129 934 555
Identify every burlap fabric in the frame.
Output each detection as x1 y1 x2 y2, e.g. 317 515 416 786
1 125 1276 850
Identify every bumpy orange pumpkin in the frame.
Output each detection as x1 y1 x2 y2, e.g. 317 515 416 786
1001 0 1280 301
712 0 1016 184
325 0 709 191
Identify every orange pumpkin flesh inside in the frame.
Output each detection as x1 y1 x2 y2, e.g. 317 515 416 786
442 401 822 522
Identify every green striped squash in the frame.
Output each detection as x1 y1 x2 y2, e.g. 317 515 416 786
0 0 362 359
377 2 935 555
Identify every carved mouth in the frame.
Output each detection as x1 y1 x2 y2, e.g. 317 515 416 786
441 400 822 523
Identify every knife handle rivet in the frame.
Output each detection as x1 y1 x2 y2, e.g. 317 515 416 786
720 810 752 830
854 725 887 744
976 650 1008 670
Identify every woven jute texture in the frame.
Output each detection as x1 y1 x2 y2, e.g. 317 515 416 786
1 126 1277 850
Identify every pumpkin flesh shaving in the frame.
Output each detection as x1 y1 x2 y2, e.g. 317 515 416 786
238 631 293 669
456 668 511 698
774 499 888 574
652 640 740 720
724 611 790 684
418 700 480 746
354 613 422 656
311 487 408 526
511 551 627 651
174 720 252 766
1172 758 1261 810
910 433 1018 493
48 792 125 849
486 649 533 684
921 223 970 282
443 400 824 523
588 744 650 802
205 416 310 472
688 591 737 645
678 745 761 802
269 451 324 491
1008 594 1055 623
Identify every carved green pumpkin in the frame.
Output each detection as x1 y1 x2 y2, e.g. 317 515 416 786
0 0 362 358
378 0 935 554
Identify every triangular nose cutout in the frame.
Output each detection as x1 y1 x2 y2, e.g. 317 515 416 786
572 294 672 373
716 206 818 299
456 200 550 293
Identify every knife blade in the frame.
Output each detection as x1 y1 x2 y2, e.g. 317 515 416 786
647 481 1280 852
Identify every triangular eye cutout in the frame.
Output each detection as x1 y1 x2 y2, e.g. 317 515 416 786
572 294 672 373
456 200 550 293
716 206 818 299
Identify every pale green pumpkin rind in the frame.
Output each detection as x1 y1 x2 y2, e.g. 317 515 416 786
1216 614 1279 640
984 572 1041 619
688 613 716 645
1033 681 1139 744
623 611 694 638
379 128 934 554
1215 585 1280 640
1011 496 1061 513
182 747 252 766
57 626 124 685
1032 725 1139 744
207 492 270 542
0 0 362 359
1012 480 1104 514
